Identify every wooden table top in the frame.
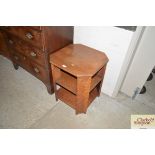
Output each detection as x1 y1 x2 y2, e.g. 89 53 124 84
50 44 108 77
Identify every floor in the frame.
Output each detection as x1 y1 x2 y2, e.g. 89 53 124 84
0 55 155 129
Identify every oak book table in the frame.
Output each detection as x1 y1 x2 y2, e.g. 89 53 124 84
50 44 108 114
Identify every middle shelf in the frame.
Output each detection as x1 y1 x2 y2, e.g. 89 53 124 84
56 68 103 95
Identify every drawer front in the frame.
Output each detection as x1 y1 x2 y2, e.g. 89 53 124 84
0 31 10 59
0 48 10 59
11 51 47 83
30 61 47 82
7 34 25 55
0 31 8 52
4 26 43 49
12 52 31 72
30 26 42 31
26 47 46 67
7 34 46 66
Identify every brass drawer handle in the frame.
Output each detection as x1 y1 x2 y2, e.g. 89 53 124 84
14 55 19 60
34 67 39 73
30 51 37 57
8 39 14 44
25 32 33 39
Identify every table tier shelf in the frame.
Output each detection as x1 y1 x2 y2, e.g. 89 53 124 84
56 69 103 95
57 87 99 110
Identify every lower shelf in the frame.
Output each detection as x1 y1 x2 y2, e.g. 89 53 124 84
57 88 77 109
57 87 99 111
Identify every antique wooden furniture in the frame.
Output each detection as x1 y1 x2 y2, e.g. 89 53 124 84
0 26 73 94
0 30 10 59
50 44 109 114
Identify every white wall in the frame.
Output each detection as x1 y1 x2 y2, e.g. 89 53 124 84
74 26 134 96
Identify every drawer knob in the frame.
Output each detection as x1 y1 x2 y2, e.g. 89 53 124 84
30 51 37 57
9 39 14 44
14 56 19 60
25 32 33 39
34 67 39 73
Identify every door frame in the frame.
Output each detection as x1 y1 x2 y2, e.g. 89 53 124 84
111 26 145 97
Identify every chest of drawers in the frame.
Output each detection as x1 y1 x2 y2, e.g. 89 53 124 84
0 26 73 94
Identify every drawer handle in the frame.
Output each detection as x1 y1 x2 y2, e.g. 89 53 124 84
34 67 40 73
8 39 14 44
30 51 37 57
14 56 19 60
25 32 33 39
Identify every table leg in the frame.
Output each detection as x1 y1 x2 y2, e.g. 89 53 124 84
97 66 106 97
76 76 91 114
51 64 61 101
